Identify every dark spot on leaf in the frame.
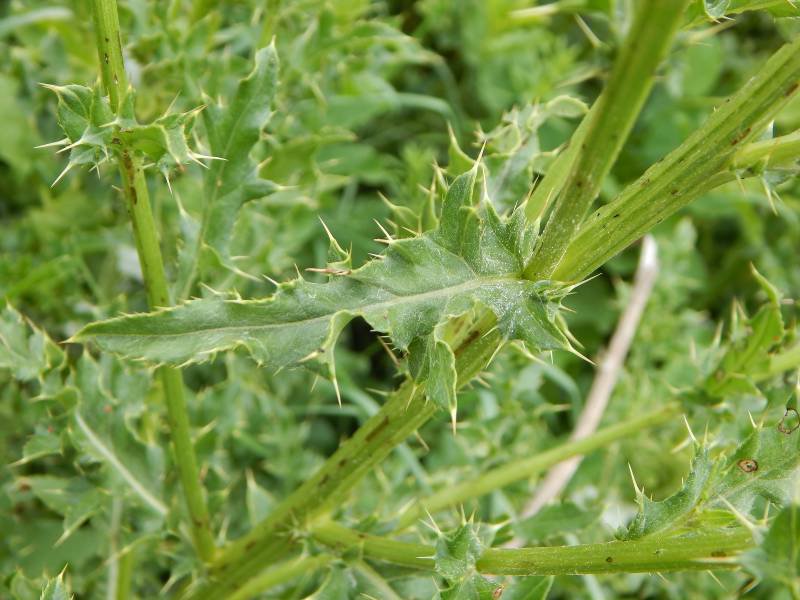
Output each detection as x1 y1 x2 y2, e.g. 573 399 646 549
605 556 613 563
786 82 799 97
777 408 799 434
612 213 620 218
245 540 256 550
319 474 329 486
737 458 758 473
711 550 726 557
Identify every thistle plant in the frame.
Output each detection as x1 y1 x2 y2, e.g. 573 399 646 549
3 0 800 598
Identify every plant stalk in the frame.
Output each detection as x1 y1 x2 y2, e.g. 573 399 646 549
395 404 679 530
188 312 501 598
91 0 215 562
197 24 800 595
311 521 752 576
523 0 689 280
554 37 800 282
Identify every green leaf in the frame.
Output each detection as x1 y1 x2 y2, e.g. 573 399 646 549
435 523 486 582
440 572 499 600
515 502 602 542
194 44 280 264
39 571 70 600
76 166 570 414
45 82 202 186
436 522 501 600
501 576 554 600
15 429 62 466
0 303 64 382
22 476 105 546
306 566 355 599
741 504 800 594
624 412 800 539
625 447 715 539
65 355 167 518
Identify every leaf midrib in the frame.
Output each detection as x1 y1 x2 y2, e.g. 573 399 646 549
96 275 521 339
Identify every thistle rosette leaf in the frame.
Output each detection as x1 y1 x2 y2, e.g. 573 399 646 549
74 164 572 415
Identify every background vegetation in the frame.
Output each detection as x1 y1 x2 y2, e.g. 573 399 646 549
1 1 799 598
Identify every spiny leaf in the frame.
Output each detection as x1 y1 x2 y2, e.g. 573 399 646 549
76 166 572 417
39 570 70 600
703 267 784 399
741 504 800 593
65 355 167 517
21 476 105 546
44 82 202 183
195 44 280 263
0 303 64 381
306 566 355 599
624 410 800 539
435 522 500 599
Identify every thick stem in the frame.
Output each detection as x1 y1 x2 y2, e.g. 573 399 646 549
311 521 751 576
91 0 215 562
554 37 800 282
395 403 678 530
523 0 689 280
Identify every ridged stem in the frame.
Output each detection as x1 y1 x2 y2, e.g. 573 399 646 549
90 0 215 563
311 521 752 576
523 0 690 280
395 404 679 530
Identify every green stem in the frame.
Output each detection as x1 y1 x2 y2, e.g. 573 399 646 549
227 554 334 600
524 104 592 223
312 521 752 576
91 0 128 110
189 312 501 598
523 0 689 280
554 36 800 282
395 404 679 530
91 0 215 563
194 20 800 596
115 550 134 600
312 522 433 570
477 529 751 575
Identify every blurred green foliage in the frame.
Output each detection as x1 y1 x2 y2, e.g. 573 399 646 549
1 1 800 598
